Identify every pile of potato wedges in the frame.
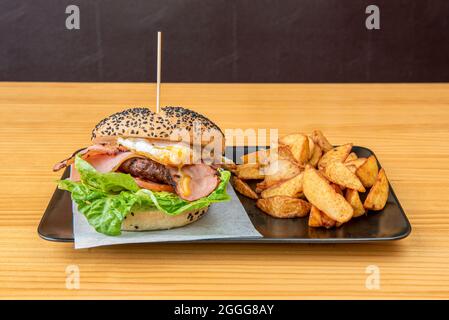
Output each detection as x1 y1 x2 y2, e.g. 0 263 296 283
231 130 389 229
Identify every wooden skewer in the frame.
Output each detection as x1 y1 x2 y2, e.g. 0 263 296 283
156 31 162 113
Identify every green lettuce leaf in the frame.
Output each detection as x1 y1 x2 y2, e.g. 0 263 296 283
75 155 140 193
58 156 231 236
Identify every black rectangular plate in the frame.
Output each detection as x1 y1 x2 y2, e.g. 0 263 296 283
38 146 411 243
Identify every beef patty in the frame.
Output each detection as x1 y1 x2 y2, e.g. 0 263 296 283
120 158 175 185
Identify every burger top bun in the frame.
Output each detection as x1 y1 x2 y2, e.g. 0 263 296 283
91 106 224 148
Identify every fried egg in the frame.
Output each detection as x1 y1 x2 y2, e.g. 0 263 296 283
117 137 192 167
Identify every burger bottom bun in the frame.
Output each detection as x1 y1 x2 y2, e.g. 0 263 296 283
121 206 209 231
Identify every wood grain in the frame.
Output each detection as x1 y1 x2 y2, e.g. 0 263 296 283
0 82 449 299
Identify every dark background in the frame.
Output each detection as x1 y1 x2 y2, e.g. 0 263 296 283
1 0 449 82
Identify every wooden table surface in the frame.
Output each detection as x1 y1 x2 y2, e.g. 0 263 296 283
1 82 449 299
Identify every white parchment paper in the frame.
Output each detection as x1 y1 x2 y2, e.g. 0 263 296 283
73 184 262 249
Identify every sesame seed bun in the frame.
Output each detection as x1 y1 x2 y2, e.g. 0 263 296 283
91 106 224 148
121 206 209 231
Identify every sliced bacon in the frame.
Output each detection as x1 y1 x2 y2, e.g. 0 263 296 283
171 164 219 201
53 144 128 172
70 165 81 182
86 152 138 173
68 152 140 182
134 177 175 192
59 145 219 201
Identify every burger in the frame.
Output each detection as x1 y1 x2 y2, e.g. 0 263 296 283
54 106 231 236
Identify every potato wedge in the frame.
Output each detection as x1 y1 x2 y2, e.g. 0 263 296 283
308 206 322 227
261 172 304 198
245 145 297 165
257 196 311 218
356 155 379 188
318 143 353 169
279 133 309 165
364 168 389 211
240 149 269 165
232 176 258 199
345 158 367 170
263 159 301 179
308 145 322 168
276 145 297 162
222 164 237 174
345 189 365 218
255 182 266 194
345 152 358 163
303 166 353 223
308 205 337 228
323 161 366 192
307 136 315 159
330 183 344 196
219 159 236 174
311 130 333 153
236 163 265 180
346 165 357 174
256 159 301 191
